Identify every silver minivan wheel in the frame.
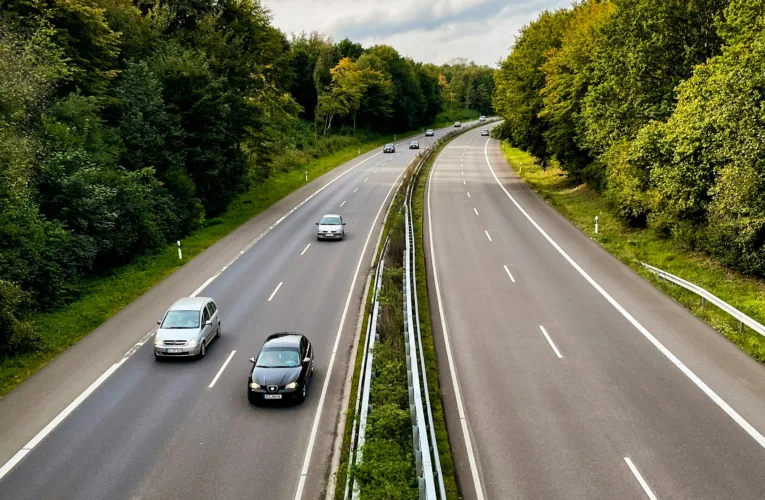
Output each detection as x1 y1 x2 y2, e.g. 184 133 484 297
199 341 206 359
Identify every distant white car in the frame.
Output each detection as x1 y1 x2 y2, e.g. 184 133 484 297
454 121 461 128
479 116 486 122
481 129 489 136
425 129 435 137
316 214 345 241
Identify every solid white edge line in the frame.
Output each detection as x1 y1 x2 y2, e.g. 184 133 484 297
427 140 486 500
294 154 413 500
208 350 236 388
301 243 311 256
0 357 128 481
482 138 765 449
484 230 492 242
267 282 283 302
539 325 563 359
0 140 404 482
503 265 516 283
624 457 658 500
474 208 479 216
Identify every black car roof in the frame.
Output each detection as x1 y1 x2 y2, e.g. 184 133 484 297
263 332 304 349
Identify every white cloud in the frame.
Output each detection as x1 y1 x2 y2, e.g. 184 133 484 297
262 0 572 66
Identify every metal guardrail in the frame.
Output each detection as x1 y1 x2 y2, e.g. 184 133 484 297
642 263 765 335
345 240 387 500
345 120 496 500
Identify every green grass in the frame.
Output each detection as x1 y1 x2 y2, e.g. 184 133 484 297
411 138 462 499
433 108 483 128
500 142 765 363
0 129 424 398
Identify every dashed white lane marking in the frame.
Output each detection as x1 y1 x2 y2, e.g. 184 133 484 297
463 180 466 185
301 243 311 256
474 208 479 216
340 201 346 208
353 188 359 193
503 265 516 283
624 457 658 500
539 326 563 359
208 350 236 388
482 137 765 450
484 230 492 242
467 192 471 198
268 282 283 302
364 177 369 182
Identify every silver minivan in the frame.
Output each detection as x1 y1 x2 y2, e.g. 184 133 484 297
154 297 221 360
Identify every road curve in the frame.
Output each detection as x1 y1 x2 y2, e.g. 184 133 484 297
0 124 470 500
425 125 765 499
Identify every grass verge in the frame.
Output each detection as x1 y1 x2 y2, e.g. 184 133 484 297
0 127 425 398
500 142 765 363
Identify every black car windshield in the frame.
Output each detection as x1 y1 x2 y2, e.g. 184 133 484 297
161 310 199 329
256 348 301 368
320 216 341 225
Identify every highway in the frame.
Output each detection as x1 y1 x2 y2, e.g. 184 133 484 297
425 124 765 499
0 124 467 500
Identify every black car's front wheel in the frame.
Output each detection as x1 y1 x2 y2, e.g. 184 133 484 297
296 383 307 403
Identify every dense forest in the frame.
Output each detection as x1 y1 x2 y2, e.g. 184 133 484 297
0 0 494 356
494 0 765 279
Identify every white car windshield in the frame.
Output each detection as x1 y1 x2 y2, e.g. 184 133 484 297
161 310 200 329
321 216 341 225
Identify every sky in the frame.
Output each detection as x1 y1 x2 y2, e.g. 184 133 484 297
261 0 572 67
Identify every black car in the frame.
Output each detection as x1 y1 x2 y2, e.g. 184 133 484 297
248 333 314 404
409 140 419 149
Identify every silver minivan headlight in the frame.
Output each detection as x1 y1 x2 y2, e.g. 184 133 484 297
187 338 199 348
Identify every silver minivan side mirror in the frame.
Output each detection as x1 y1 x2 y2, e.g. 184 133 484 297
205 320 212 326
249 357 256 363
303 357 311 363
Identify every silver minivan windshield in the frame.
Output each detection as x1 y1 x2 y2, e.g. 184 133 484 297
320 216 341 225
161 310 200 329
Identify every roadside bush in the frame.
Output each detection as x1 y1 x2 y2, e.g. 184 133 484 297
0 281 41 357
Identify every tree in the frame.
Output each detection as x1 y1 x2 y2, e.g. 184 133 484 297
493 8 571 167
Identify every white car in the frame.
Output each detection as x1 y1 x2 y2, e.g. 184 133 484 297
481 129 489 136
316 214 345 241
479 116 486 122
454 121 462 128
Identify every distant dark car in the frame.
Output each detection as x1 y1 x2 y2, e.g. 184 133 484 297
248 333 314 404
481 129 489 136
454 121 462 128
383 143 396 153
409 140 419 149
425 129 435 137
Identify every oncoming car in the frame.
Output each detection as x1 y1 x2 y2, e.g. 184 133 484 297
317 214 345 240
409 140 419 149
383 143 396 153
248 333 314 404
154 297 221 360
481 129 490 136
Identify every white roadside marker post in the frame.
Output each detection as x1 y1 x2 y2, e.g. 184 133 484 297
595 216 599 234
177 240 182 260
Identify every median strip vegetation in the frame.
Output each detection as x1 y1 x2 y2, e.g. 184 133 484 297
500 143 765 363
335 123 488 499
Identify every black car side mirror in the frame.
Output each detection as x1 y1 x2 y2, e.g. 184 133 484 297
315 222 319 225
249 357 256 363
157 320 161 325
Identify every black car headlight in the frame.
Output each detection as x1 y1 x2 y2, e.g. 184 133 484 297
285 382 298 390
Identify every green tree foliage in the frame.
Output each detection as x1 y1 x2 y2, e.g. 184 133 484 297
0 0 488 358
438 59 495 116
493 0 765 277
494 8 571 167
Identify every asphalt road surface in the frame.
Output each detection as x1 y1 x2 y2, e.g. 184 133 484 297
0 123 473 500
425 124 765 500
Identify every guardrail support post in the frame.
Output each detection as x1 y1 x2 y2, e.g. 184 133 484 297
701 297 706 309
740 320 744 333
